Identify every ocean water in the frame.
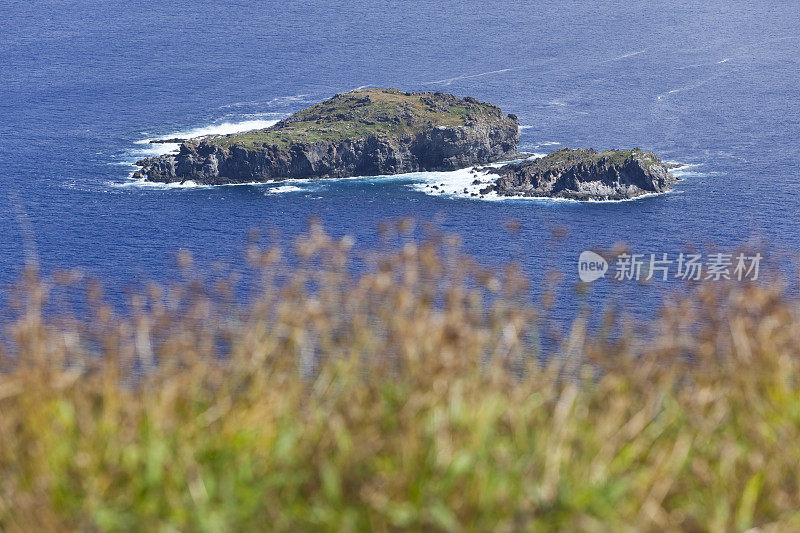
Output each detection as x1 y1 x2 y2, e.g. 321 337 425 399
2 0 799 325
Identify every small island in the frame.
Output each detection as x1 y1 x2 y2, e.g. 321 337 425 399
134 88 520 185
477 148 679 201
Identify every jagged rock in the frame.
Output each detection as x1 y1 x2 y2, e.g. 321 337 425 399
479 148 678 200
134 88 519 185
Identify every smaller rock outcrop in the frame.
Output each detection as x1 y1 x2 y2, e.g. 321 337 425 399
480 148 678 200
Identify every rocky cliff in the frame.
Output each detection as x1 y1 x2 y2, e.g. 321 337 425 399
479 148 678 200
134 89 520 185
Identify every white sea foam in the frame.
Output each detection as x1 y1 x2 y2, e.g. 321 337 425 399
121 116 284 164
139 118 280 144
266 185 306 195
672 169 710 178
128 143 180 158
423 67 517 86
667 162 710 179
602 48 648 63
657 73 723 100
114 178 213 190
406 155 546 201
117 179 325 193
676 57 733 70
114 176 299 190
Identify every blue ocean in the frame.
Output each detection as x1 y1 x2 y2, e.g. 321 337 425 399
2 0 799 324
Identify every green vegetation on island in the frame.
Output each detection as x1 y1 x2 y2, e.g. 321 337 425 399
207 88 509 149
540 147 664 169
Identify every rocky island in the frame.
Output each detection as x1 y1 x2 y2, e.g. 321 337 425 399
134 88 520 185
133 89 680 201
477 148 679 201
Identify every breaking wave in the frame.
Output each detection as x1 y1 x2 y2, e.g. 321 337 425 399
129 117 282 158
116 114 286 183
114 178 214 190
265 185 307 195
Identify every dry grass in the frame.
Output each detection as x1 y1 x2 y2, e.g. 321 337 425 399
1 221 800 531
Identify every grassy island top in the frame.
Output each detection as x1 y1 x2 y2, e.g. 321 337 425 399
537 147 664 169
205 88 511 149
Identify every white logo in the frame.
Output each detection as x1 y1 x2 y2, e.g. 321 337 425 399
579 250 761 282
578 251 608 282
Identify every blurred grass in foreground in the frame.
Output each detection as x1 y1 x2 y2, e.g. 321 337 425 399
1 220 799 531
